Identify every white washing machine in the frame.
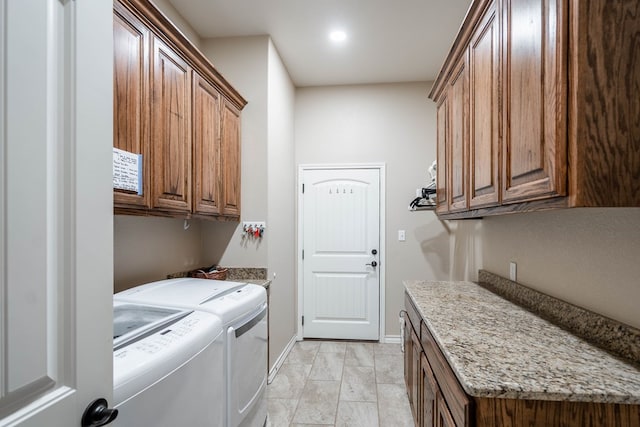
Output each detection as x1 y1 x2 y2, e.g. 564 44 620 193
115 278 268 427
112 301 224 427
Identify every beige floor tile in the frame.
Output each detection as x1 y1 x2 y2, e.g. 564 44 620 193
292 380 341 425
268 363 312 399
285 341 321 365
309 352 345 381
335 401 379 427
339 366 376 402
373 343 402 355
376 383 414 427
319 341 347 354
266 399 298 426
290 424 334 427
374 352 405 384
344 343 374 367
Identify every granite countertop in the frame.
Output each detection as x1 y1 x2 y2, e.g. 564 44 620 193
404 280 640 404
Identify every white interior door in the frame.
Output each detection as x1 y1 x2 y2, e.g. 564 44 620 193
302 168 380 340
0 1 114 426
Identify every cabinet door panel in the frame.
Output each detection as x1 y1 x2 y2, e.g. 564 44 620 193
151 36 192 211
193 73 221 215
421 352 438 427
448 54 469 212
437 394 457 427
410 327 422 425
220 99 241 217
469 2 500 208
113 4 150 207
436 96 449 214
502 0 566 203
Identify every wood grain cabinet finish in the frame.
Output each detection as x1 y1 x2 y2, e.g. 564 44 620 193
469 1 500 209
113 0 246 220
192 72 222 216
113 4 151 208
447 55 469 212
220 99 241 218
429 0 640 219
435 96 449 214
405 292 640 427
151 36 192 212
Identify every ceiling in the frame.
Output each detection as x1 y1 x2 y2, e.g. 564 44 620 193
168 0 473 87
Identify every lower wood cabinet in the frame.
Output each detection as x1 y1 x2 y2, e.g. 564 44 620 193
404 292 640 427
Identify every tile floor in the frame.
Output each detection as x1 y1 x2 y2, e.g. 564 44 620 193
266 340 414 427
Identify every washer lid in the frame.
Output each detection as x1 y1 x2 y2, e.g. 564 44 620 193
115 278 247 307
113 302 188 350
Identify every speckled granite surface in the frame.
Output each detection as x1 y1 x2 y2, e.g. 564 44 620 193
478 270 640 365
167 267 267 280
404 280 640 404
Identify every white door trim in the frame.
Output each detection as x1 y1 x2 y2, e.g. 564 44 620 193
297 163 386 342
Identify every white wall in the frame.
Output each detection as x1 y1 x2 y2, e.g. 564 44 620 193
113 216 203 292
267 39 297 365
295 83 450 337
479 208 640 329
150 0 201 48
200 36 297 369
200 36 269 267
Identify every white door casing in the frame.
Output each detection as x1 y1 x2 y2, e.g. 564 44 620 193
0 1 113 426
300 167 383 340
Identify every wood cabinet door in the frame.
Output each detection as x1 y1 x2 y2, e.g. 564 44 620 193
410 327 422 426
220 98 241 217
447 54 469 212
469 1 500 208
501 0 567 203
151 36 192 212
421 352 438 427
435 96 449 214
192 72 222 216
436 394 457 427
113 3 150 208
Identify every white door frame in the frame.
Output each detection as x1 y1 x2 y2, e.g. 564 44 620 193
297 163 386 342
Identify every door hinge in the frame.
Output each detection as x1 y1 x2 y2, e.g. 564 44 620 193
302 250 304 260
302 316 304 326
302 183 305 193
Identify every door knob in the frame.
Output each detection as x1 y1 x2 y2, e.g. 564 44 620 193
81 398 118 427
366 261 378 267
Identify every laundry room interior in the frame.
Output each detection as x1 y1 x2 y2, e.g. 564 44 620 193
3 0 640 426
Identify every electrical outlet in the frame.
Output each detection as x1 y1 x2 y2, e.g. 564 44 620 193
398 230 406 241
509 262 517 281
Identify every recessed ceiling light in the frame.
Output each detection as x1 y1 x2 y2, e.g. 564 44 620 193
329 30 347 42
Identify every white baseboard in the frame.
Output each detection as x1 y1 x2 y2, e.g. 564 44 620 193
382 335 401 344
267 335 298 384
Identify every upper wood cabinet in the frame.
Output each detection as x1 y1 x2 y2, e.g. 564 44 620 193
435 96 449 215
501 0 566 204
447 54 469 213
220 99 242 217
113 4 150 208
192 72 222 216
113 0 246 220
429 0 640 219
469 1 500 209
151 36 192 212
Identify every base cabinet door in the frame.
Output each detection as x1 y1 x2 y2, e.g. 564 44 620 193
436 394 457 427
421 352 438 427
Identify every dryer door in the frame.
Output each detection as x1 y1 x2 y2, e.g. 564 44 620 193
227 304 268 427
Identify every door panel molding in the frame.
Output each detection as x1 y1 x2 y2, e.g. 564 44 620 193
297 163 386 342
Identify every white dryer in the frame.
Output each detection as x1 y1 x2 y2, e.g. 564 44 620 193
115 278 268 427
112 301 224 427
